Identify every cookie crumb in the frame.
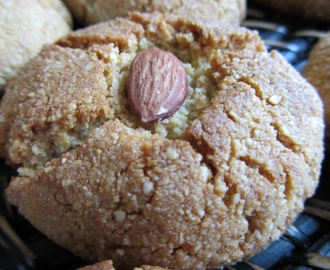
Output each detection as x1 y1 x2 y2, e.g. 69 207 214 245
114 210 126 222
31 145 46 156
143 182 154 195
43 166 55 174
62 179 74 187
165 148 179 160
199 165 211 182
214 177 228 196
268 95 282 105
17 167 35 177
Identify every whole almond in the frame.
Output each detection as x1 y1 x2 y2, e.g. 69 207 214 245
127 48 188 123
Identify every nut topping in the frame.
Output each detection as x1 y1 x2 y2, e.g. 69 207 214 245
127 48 188 123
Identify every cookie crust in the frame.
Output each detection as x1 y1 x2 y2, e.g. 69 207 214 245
1 12 324 270
63 0 246 26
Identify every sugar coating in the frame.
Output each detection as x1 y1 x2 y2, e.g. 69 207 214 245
1 12 324 270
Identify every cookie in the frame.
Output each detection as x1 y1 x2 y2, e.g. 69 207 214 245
252 0 330 22
303 32 330 149
62 0 246 26
0 0 72 92
1 12 324 270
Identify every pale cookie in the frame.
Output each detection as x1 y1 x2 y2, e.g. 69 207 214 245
1 12 324 270
252 0 330 23
62 0 246 26
0 0 72 92
303 31 330 149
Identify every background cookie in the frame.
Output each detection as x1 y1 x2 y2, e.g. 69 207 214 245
303 32 330 149
0 0 72 92
1 12 324 270
62 0 246 26
252 0 330 23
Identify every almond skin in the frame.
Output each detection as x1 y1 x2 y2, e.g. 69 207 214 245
127 48 188 123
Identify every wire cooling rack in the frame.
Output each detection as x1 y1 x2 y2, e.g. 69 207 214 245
1 2 330 270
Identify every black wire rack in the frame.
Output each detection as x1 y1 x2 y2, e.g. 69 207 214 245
1 2 330 270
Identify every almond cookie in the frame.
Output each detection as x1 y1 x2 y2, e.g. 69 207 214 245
0 0 72 92
62 0 246 26
252 0 330 23
1 12 324 270
303 31 330 149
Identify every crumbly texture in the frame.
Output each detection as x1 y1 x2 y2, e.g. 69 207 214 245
62 0 246 26
253 0 330 22
303 32 330 149
0 0 72 92
2 12 324 270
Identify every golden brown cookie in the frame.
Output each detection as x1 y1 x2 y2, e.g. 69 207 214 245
252 0 330 22
303 32 330 149
62 0 246 26
1 12 324 270
0 0 72 92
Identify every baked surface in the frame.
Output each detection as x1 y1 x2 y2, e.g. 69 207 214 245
1 12 324 270
0 0 72 92
253 0 330 22
303 32 330 148
63 0 246 26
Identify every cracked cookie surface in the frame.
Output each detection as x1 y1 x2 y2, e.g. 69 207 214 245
1 12 324 270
